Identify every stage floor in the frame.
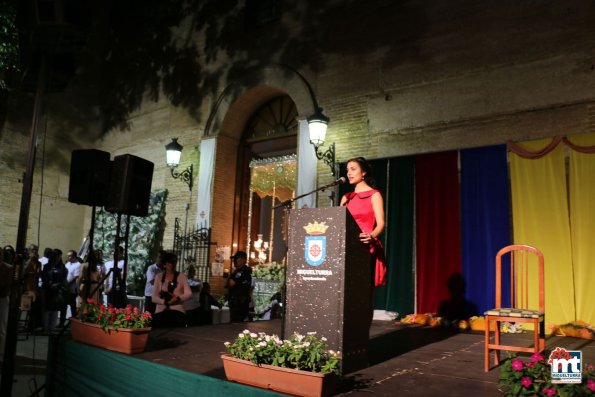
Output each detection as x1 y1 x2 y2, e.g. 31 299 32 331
135 320 594 396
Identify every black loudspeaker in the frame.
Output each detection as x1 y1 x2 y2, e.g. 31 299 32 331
105 154 154 216
68 149 111 206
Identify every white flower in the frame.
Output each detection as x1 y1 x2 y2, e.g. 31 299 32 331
321 337 327 341
328 350 335 355
250 333 257 338
243 329 250 334
303 342 310 347
307 331 317 335
224 342 230 346
238 333 244 338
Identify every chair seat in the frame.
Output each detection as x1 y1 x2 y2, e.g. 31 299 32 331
484 308 544 319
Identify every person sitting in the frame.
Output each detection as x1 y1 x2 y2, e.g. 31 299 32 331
152 252 192 328
144 250 164 316
183 264 202 326
257 291 282 321
198 282 221 325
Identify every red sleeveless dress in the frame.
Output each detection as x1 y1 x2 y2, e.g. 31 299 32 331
342 189 387 287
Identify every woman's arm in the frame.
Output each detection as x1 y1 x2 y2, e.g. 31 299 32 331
152 275 165 305
340 194 347 206
370 191 385 239
176 273 193 303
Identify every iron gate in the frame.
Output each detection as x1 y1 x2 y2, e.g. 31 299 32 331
172 218 215 282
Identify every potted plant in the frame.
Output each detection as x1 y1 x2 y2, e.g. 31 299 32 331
222 330 341 397
498 352 595 396
71 298 152 354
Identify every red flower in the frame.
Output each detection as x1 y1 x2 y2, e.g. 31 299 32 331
126 315 131 321
542 387 556 396
525 361 535 368
511 358 524 371
587 379 595 392
520 376 532 388
86 298 95 304
530 352 544 362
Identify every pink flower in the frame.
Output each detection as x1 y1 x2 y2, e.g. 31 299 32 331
530 352 544 362
511 358 524 371
520 376 532 388
587 379 595 392
525 361 535 368
542 387 556 396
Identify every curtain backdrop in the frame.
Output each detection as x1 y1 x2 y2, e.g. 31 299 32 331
460 145 511 314
509 139 575 326
567 132 595 324
415 151 462 314
373 157 415 315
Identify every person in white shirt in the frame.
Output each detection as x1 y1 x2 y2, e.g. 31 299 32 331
64 250 81 321
104 246 125 306
144 250 164 315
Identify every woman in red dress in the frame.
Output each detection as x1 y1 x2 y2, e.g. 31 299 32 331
340 157 387 302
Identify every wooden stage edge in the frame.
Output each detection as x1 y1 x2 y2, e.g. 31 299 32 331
126 319 594 397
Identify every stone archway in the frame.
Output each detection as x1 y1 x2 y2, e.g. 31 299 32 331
207 65 318 291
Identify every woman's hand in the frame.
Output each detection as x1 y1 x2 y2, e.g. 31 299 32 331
359 232 375 244
167 294 180 305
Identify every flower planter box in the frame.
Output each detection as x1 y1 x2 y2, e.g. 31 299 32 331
70 317 151 354
221 354 337 397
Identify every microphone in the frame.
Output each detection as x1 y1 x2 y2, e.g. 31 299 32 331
323 177 347 189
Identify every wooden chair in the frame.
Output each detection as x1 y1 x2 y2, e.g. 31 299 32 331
484 244 545 372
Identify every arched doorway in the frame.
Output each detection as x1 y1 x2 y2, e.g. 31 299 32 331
232 95 298 264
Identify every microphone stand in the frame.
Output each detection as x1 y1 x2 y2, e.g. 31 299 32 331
272 178 344 210
273 178 344 338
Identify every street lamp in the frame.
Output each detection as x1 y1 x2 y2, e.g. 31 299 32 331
307 108 335 176
165 138 193 190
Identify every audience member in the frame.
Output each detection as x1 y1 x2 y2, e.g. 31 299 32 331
23 253 42 331
41 249 67 331
226 251 252 322
183 264 202 326
64 250 81 320
152 252 191 328
257 291 282 321
198 282 221 325
104 246 125 306
79 249 104 304
0 248 15 356
144 250 164 315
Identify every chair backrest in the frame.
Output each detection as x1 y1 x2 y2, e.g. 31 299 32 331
495 245 544 312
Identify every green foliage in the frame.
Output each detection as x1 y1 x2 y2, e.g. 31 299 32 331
498 352 595 396
78 299 152 332
225 330 341 374
252 261 285 282
0 3 20 91
93 190 168 295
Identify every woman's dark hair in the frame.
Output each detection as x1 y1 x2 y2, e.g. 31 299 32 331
162 251 178 267
346 157 375 187
87 249 98 273
52 249 63 265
